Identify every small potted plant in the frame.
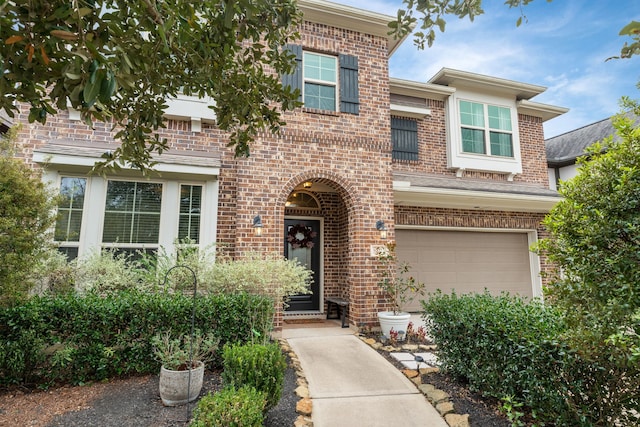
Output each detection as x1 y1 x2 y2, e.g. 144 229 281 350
151 330 220 406
376 241 425 340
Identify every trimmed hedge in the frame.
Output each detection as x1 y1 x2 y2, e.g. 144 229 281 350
222 342 287 410
0 291 274 386
423 292 580 425
191 386 266 427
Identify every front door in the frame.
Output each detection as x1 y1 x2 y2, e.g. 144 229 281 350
284 219 321 311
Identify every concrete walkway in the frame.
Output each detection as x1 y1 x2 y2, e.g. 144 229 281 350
283 322 448 427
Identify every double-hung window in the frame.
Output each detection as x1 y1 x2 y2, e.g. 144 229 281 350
303 52 337 111
460 100 514 157
281 44 359 114
54 177 87 260
102 180 163 257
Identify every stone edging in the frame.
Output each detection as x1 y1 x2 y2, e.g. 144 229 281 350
359 336 471 427
279 338 313 427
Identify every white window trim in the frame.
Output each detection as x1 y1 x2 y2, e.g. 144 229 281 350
303 51 338 112
445 89 523 179
42 172 218 261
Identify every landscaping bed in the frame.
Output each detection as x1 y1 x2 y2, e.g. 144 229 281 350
0 357 298 427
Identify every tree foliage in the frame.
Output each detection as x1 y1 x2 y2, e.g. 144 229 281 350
390 0 640 59
0 128 57 305
0 0 301 171
536 100 640 368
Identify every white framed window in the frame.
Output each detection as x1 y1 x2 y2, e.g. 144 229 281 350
445 91 522 178
54 176 87 260
460 101 513 157
50 176 216 260
303 52 337 111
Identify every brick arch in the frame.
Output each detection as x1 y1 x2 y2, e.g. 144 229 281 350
277 170 361 215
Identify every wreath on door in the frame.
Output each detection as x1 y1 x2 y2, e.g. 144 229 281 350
287 224 317 249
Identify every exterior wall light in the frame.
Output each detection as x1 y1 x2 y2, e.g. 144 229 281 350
376 220 388 240
303 181 313 189
253 215 263 237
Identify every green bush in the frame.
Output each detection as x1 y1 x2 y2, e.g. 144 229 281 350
0 127 57 306
222 342 286 410
0 291 274 386
423 291 579 424
190 387 265 427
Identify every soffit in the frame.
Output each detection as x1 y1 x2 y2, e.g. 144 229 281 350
393 172 561 213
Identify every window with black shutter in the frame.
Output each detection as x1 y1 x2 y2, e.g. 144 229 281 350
281 45 359 114
391 117 418 161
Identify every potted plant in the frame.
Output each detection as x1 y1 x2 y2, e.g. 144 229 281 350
151 330 220 406
376 241 425 341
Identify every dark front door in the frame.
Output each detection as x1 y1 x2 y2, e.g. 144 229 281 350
284 219 321 311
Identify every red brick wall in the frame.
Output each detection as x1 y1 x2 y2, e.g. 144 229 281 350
392 102 551 187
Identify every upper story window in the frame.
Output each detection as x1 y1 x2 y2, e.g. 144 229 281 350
445 90 522 179
282 44 359 115
391 117 418 161
303 52 337 111
460 100 513 157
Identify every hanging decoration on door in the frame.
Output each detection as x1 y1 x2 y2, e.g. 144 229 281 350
287 224 317 249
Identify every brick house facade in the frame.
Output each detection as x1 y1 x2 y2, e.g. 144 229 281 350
12 0 567 329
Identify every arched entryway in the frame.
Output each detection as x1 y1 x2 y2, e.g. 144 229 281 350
281 176 353 318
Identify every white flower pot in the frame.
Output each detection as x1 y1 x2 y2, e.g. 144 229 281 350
377 311 411 341
159 361 204 406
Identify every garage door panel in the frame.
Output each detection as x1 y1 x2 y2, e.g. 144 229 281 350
396 230 534 312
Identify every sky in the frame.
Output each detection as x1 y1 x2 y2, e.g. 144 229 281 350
336 0 640 139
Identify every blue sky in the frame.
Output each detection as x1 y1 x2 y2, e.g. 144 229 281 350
337 0 639 138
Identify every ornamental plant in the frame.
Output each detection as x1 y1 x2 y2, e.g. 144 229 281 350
377 241 425 315
151 330 220 371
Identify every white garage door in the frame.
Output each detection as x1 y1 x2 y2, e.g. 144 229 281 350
395 229 534 312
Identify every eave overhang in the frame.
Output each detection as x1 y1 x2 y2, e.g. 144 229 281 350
517 99 569 122
393 178 561 213
298 0 410 55
428 68 546 100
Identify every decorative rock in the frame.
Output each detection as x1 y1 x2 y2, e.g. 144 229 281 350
382 345 397 352
294 415 313 427
402 344 419 351
371 342 383 350
364 338 377 346
420 367 440 374
419 384 435 394
296 398 313 416
295 385 309 398
402 369 419 379
444 413 470 427
425 389 449 404
436 401 455 416
411 375 422 386
419 344 438 351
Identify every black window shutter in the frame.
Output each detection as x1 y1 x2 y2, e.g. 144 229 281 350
391 117 418 161
339 54 359 115
282 44 303 102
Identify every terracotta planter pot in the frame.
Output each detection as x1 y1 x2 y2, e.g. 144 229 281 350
159 361 204 406
377 311 411 341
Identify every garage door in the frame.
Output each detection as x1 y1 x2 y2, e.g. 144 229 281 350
395 229 534 312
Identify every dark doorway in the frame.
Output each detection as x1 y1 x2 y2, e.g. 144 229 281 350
284 218 321 311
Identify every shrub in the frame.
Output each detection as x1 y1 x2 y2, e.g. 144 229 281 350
203 252 312 306
0 127 57 306
74 250 147 294
535 104 640 424
191 387 265 427
422 292 576 424
0 291 274 386
222 342 286 410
